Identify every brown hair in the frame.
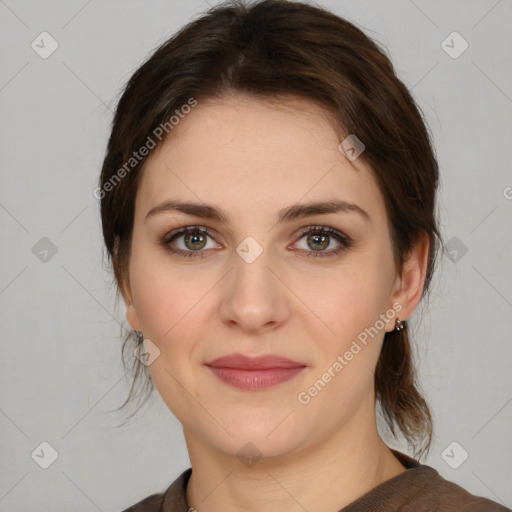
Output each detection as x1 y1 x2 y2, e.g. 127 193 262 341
99 0 440 458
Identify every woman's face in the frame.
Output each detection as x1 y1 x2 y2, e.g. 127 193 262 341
123 94 423 462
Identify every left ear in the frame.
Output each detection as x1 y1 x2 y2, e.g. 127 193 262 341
387 232 430 330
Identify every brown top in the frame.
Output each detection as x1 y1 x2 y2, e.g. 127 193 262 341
122 450 510 512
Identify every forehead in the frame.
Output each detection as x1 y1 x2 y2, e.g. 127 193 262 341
136 94 386 225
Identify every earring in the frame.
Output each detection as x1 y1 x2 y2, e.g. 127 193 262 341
135 330 144 344
395 318 406 331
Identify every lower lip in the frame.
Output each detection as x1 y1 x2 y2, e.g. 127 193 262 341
206 366 305 390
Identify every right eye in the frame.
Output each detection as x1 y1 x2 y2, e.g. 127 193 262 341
161 226 220 259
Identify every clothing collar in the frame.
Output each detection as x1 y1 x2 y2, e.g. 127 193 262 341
161 449 437 512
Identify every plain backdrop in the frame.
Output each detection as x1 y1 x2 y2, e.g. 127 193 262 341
1 0 511 510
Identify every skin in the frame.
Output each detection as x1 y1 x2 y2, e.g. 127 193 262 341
120 94 429 512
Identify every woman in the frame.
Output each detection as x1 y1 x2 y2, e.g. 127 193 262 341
98 1 509 510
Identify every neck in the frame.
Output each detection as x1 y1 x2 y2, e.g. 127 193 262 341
184 406 406 512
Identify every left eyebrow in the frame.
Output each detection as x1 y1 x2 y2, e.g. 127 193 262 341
145 199 371 225
276 199 371 225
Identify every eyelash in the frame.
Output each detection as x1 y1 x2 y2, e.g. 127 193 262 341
160 225 352 260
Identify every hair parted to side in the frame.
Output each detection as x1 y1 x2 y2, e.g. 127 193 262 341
99 0 440 459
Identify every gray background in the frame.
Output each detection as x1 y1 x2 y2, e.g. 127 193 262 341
1 0 511 510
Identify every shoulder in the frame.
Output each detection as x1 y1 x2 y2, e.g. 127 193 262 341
424 473 510 511
120 468 192 512
120 492 165 512
394 463 510 511
370 450 511 512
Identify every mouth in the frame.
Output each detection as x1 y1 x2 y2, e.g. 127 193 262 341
204 353 306 390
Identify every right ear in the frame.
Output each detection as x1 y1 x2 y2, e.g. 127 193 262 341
114 237 142 332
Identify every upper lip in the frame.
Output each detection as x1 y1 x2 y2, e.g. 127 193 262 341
205 353 305 370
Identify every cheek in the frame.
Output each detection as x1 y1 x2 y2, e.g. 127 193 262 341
302 271 391 409
128 239 191 346
301 254 396 401
310 259 395 339
129 251 204 415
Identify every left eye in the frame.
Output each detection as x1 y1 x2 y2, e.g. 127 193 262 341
292 226 352 258
161 225 352 259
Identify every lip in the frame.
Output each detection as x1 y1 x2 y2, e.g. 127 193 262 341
205 353 306 390
205 353 305 370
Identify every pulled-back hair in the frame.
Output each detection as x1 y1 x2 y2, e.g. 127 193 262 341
99 0 440 459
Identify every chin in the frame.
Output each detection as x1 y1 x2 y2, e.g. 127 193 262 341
203 409 308 464
216 435 301 467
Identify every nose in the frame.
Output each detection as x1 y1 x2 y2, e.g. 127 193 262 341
219 246 291 334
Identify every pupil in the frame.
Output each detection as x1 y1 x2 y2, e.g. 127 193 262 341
186 231 205 250
309 233 328 251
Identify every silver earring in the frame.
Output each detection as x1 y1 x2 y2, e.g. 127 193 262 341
135 330 144 343
395 318 406 331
